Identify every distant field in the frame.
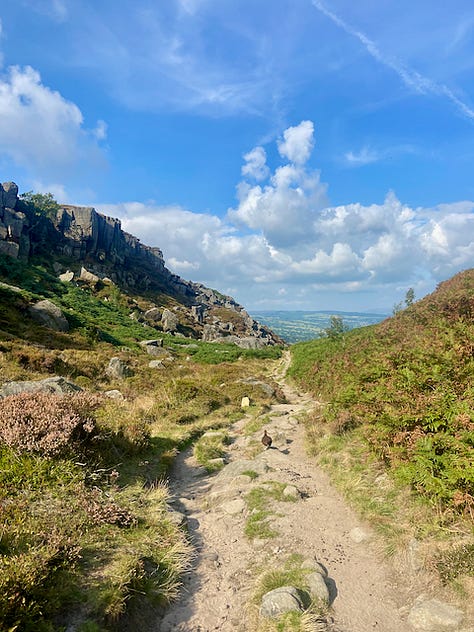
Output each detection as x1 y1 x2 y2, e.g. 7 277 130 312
251 310 389 343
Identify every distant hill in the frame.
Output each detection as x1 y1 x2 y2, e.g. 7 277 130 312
250 310 388 343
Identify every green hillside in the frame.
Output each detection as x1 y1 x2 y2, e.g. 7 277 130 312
0 254 282 631
289 269 474 513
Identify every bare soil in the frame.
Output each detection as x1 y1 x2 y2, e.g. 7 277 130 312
155 354 463 632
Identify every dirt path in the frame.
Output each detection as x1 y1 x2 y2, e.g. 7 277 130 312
155 353 463 632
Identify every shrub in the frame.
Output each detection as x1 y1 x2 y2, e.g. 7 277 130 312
0 392 101 457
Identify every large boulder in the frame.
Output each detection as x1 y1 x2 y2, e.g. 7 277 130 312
105 357 132 379
0 376 82 398
161 308 178 332
28 300 69 332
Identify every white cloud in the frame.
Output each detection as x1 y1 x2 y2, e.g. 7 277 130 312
0 66 106 177
241 146 269 181
99 120 474 311
345 146 380 166
277 120 315 165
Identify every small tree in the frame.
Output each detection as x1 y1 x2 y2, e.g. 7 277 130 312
405 287 415 307
324 315 348 339
20 191 60 221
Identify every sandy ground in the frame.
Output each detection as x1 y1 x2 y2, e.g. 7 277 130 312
155 354 461 632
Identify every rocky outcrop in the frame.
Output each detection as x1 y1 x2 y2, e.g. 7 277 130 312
0 181 29 259
0 180 282 347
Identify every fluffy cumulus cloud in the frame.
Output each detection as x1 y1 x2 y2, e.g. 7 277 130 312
103 120 474 311
0 65 106 178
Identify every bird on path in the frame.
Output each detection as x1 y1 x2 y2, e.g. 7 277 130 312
261 429 272 450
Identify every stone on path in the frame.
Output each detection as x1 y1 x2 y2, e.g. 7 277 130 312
349 527 371 543
260 586 304 618
221 498 246 515
306 571 330 605
407 597 463 630
283 484 301 500
241 396 250 408
216 459 269 479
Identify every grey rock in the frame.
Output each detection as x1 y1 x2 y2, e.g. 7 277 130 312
0 376 82 398
59 270 75 282
301 558 328 576
238 377 276 397
105 357 131 379
408 597 463 630
283 485 301 500
104 389 124 400
220 498 246 515
0 241 19 258
139 338 163 349
149 360 166 369
216 459 269 479
306 572 330 604
144 307 162 321
28 299 69 332
79 266 100 284
260 586 304 618
0 281 22 293
161 308 178 332
2 182 18 209
349 527 370 543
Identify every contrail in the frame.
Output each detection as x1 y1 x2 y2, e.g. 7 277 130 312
311 0 474 120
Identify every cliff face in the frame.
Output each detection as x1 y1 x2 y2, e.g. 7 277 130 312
0 181 282 347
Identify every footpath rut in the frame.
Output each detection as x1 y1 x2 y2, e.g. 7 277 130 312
155 354 465 632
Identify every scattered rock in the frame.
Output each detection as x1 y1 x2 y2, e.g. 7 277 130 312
105 357 131 379
220 498 246 515
166 509 187 528
59 270 74 283
28 299 69 332
241 396 250 408
349 527 370 543
408 597 463 630
161 308 179 332
104 389 124 400
282 485 301 500
140 338 163 349
79 266 100 284
306 571 330 604
301 558 328 576
0 376 82 398
144 307 162 321
260 586 304 618
216 459 269 479
149 360 166 369
238 378 276 398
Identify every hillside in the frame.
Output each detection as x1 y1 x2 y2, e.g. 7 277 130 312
289 269 474 595
0 181 282 349
0 182 285 631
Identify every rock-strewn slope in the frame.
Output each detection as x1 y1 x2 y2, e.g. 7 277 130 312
0 181 281 347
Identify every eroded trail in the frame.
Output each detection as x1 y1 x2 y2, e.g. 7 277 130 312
155 354 452 632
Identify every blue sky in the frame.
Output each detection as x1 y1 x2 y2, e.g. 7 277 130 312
1 0 474 311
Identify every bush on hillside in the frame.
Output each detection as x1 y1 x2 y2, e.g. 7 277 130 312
0 392 101 457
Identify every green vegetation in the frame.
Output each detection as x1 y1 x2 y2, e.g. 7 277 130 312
289 269 474 587
193 430 231 472
244 481 298 540
0 251 284 630
20 191 61 221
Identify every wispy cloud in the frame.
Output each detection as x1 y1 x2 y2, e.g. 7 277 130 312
344 147 380 166
311 0 474 120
